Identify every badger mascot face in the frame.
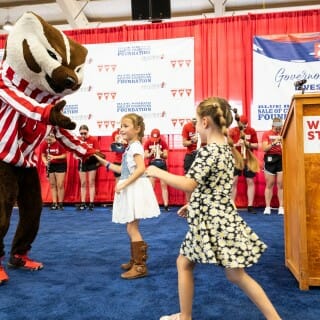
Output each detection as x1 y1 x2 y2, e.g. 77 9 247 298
0 12 98 285
4 12 87 98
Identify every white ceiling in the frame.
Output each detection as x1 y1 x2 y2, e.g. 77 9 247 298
0 0 319 34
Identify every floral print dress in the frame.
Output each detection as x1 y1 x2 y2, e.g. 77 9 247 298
182 143 267 268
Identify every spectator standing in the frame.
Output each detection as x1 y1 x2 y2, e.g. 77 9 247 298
229 115 259 213
262 117 284 215
144 128 170 211
78 125 100 211
181 118 198 174
40 131 67 210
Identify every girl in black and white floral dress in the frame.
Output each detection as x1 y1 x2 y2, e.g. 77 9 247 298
146 97 281 320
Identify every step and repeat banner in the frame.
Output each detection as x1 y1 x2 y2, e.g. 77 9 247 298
64 37 195 136
252 33 320 131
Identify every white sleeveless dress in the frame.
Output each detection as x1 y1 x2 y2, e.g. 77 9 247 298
112 141 161 223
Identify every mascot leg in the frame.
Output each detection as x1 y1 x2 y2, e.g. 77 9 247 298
7 167 43 271
0 161 19 283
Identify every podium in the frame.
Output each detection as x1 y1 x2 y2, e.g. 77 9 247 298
282 93 320 290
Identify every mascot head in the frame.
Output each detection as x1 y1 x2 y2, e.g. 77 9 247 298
3 11 87 98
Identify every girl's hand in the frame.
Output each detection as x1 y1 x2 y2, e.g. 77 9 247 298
115 182 125 194
92 152 107 165
145 165 161 178
177 203 189 218
191 134 198 143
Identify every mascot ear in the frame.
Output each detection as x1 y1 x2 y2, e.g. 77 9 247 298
49 101 76 130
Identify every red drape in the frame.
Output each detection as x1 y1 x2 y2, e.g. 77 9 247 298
1 9 320 206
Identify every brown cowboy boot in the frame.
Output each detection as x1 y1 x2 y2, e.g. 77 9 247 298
120 242 133 271
121 241 148 279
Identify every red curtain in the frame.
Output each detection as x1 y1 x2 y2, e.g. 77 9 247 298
1 9 320 206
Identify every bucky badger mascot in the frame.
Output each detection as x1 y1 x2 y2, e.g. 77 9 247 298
0 12 97 284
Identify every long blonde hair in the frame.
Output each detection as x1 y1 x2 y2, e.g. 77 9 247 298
197 97 244 170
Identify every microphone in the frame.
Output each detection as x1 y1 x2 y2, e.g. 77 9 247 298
294 79 307 94
294 79 307 87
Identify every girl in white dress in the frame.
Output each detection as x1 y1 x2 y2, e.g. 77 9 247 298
94 113 160 279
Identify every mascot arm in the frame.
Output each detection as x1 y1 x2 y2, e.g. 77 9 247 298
0 81 54 122
49 101 76 130
55 127 98 159
55 128 105 166
0 81 75 130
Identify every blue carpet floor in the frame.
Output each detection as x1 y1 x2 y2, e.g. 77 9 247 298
1 206 319 320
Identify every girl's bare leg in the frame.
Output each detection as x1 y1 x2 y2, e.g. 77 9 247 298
176 254 194 320
225 268 281 320
126 220 143 242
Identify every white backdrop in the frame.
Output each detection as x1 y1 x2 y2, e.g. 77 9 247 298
64 37 195 136
252 33 320 131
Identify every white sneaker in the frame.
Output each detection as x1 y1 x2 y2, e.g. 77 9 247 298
160 314 181 320
264 207 271 215
278 207 284 215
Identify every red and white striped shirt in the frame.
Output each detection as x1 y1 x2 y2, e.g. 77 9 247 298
0 61 95 167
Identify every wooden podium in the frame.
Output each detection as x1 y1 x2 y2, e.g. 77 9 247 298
282 93 320 290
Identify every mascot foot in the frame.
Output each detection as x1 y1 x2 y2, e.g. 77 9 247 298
0 265 9 285
8 254 44 271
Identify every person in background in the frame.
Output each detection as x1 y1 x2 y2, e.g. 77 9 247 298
181 118 202 202
144 128 170 211
94 113 160 280
181 118 198 174
229 115 259 213
262 117 284 215
78 124 100 211
146 97 281 320
111 127 127 185
40 131 67 211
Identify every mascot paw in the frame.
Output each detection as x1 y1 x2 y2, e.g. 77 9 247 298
85 151 106 166
49 100 76 130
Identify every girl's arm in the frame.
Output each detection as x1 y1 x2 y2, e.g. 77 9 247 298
177 203 189 218
145 165 197 193
116 154 144 192
94 154 121 174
